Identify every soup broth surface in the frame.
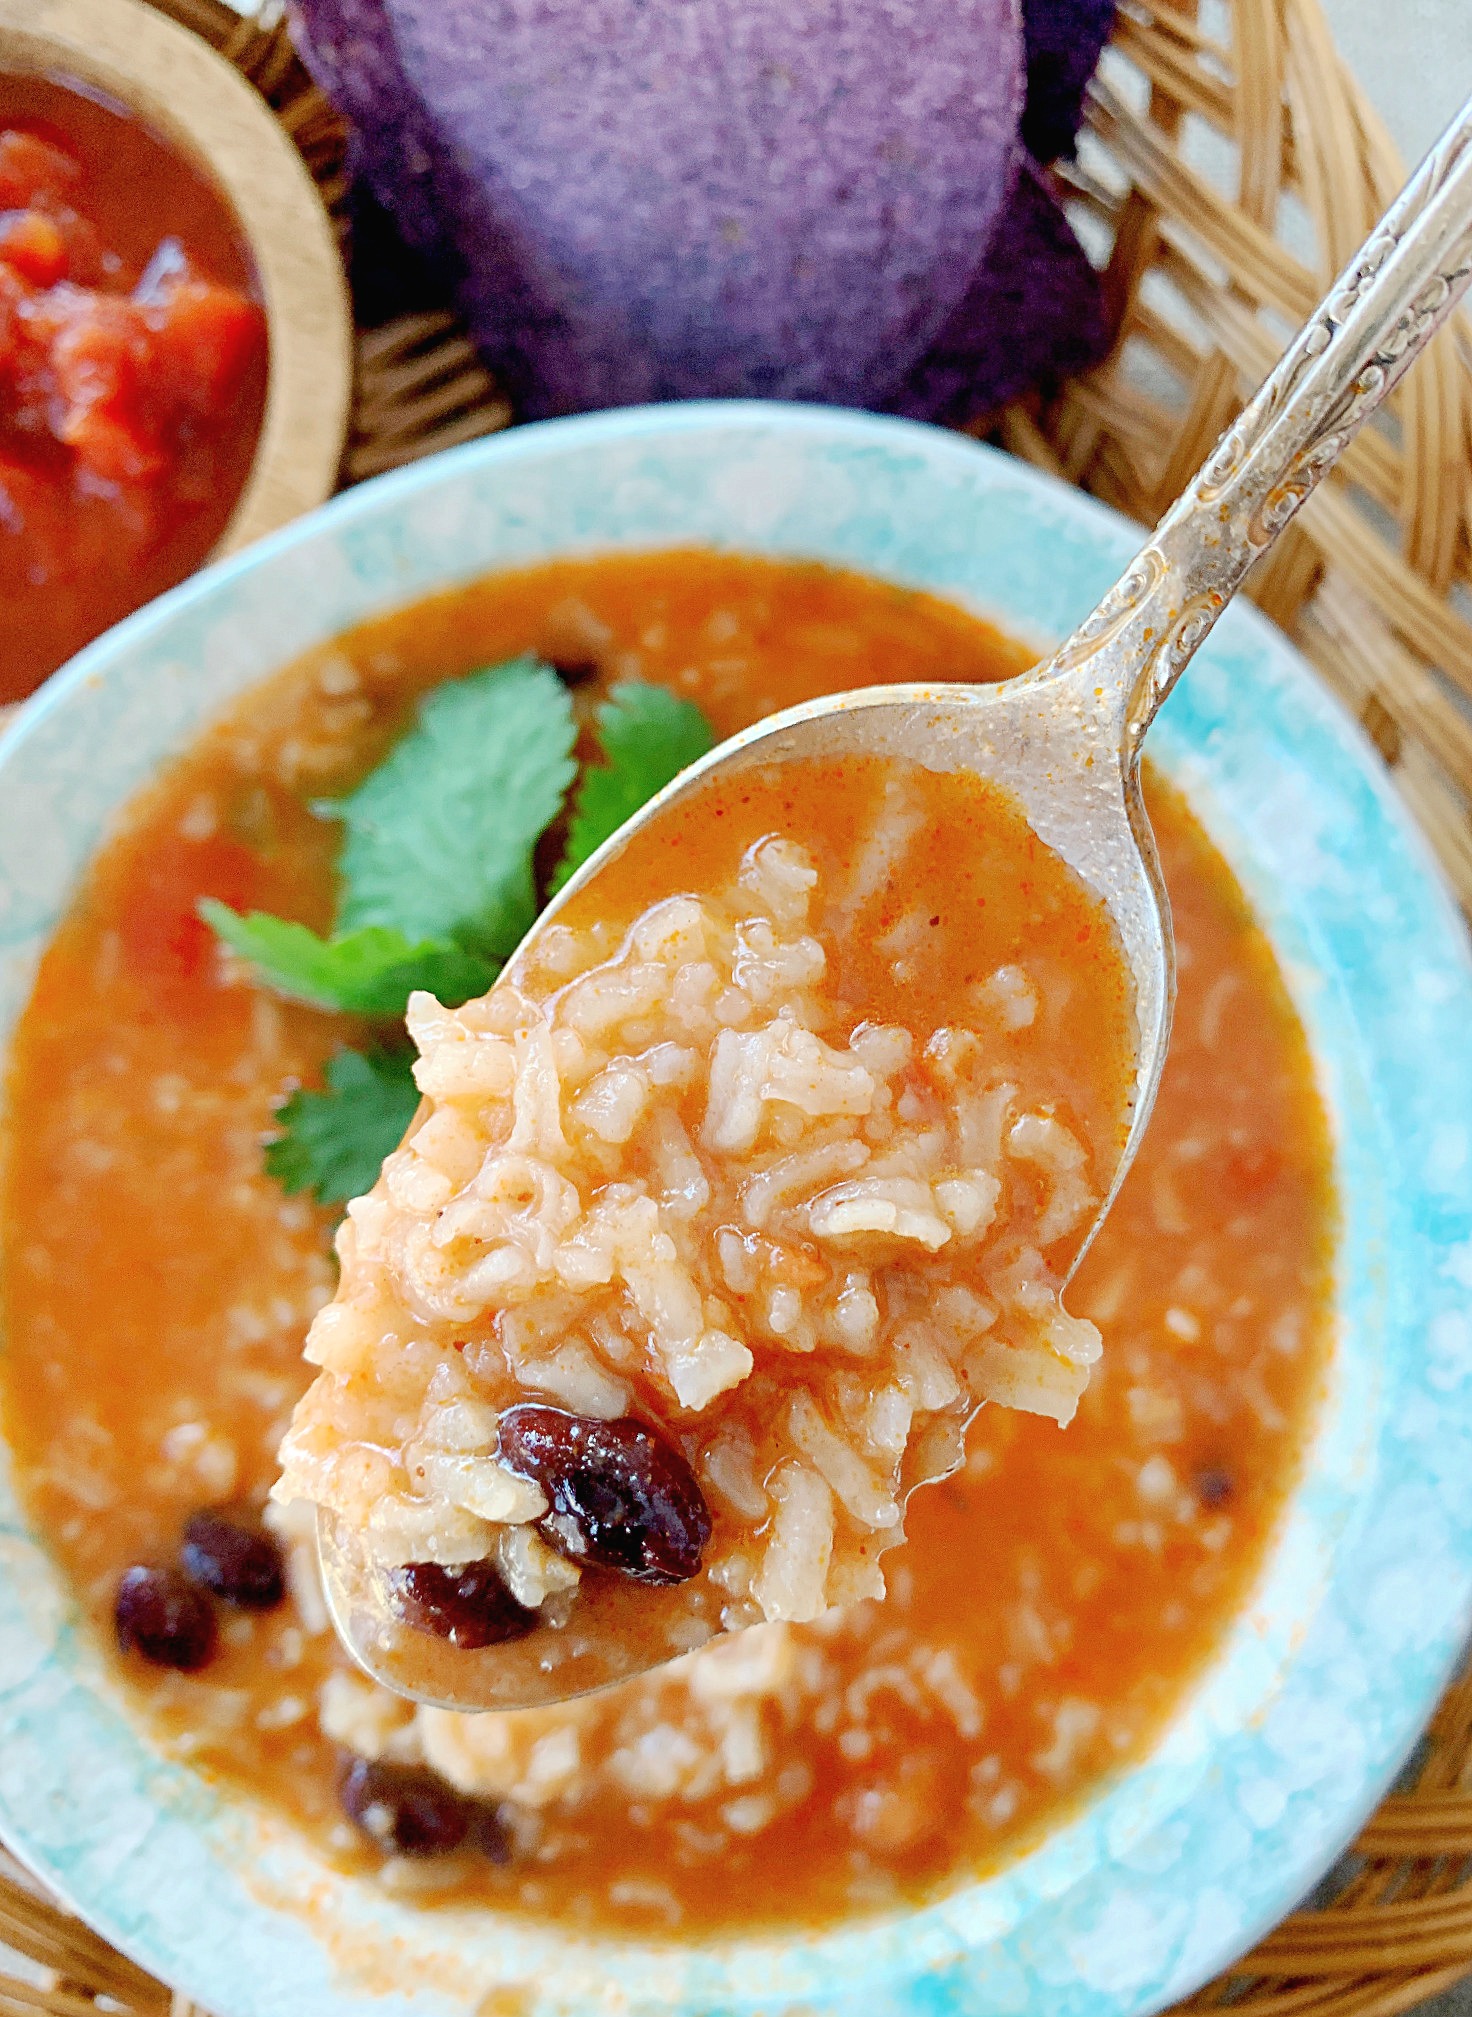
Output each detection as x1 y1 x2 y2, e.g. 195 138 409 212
0 551 1333 1937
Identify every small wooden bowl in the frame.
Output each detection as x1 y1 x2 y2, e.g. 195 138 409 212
0 0 353 558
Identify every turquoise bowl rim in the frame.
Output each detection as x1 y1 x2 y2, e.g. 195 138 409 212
0 402 1469 2017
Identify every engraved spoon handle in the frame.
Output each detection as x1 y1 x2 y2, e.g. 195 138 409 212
1042 93 1472 756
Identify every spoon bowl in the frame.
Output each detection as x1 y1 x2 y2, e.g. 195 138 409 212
322 91 1472 1713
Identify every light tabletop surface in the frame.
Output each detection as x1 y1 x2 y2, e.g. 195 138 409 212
1321 0 1472 165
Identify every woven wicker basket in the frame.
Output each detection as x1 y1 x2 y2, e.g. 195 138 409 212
2 1 1470 2012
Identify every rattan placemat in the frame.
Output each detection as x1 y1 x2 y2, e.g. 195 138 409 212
4 1 1471 2010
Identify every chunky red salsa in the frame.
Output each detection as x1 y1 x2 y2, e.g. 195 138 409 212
0 72 268 702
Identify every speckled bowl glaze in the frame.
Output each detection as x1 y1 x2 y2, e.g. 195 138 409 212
0 405 1469 2017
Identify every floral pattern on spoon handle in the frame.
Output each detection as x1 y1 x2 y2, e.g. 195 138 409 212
1039 98 1472 756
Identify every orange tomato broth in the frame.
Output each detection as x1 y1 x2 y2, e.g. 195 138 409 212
557 752 1134 1168
0 550 1333 1937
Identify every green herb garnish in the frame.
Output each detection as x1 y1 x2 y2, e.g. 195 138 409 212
200 661 715 1208
199 909 495 1018
264 1048 422 1206
553 681 714 892
329 657 577 962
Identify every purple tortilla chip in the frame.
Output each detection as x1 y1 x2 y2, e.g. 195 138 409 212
1020 0 1115 162
290 0 1025 417
888 150 1109 426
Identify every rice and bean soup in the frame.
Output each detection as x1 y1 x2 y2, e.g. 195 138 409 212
0 552 1332 1934
283 744 1133 1705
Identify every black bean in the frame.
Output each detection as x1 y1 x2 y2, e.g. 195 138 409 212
181 1509 285 1609
472 1801 517 1866
496 1406 711 1584
388 1559 539 1649
114 1564 217 1671
339 1756 471 1858
1196 1467 1234 1508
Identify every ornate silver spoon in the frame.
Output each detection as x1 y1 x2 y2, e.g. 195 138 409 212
322 94 1472 1712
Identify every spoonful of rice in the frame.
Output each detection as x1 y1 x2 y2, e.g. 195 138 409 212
285 97 1472 1713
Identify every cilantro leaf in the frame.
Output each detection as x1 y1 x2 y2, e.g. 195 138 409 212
200 903 495 1017
328 657 576 962
265 1047 422 1206
553 682 714 892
